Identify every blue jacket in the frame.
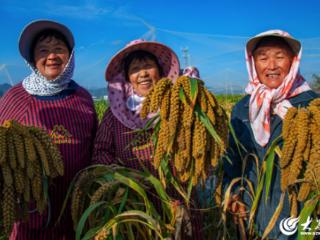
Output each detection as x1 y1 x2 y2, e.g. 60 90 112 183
223 90 319 239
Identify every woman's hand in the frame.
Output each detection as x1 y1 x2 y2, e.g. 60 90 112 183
228 194 247 224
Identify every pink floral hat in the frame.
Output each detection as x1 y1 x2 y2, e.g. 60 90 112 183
106 39 180 82
105 39 180 130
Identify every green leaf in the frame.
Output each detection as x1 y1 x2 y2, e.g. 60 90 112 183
76 201 106 240
228 121 247 158
263 136 282 203
117 187 129 214
298 198 318 240
179 87 186 104
194 105 222 145
159 156 189 204
187 159 194 203
189 78 199 106
114 172 158 218
141 169 173 220
265 150 275 203
102 210 164 239
249 171 265 228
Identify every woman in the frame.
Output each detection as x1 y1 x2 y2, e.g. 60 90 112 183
224 30 318 239
93 39 179 168
92 39 203 239
0 19 97 239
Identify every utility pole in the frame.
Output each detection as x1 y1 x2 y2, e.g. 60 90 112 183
181 47 190 68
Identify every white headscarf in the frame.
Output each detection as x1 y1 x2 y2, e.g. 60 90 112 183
22 50 75 96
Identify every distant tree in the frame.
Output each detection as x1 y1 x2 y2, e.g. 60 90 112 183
310 74 320 93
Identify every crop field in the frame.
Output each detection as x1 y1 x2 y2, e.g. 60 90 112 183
94 94 244 122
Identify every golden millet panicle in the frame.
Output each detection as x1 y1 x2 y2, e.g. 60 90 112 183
287 109 310 186
7 131 17 170
91 182 116 205
203 88 218 109
33 137 50 176
280 117 298 169
2 163 13 186
95 227 109 240
2 185 16 236
23 178 31 202
289 190 298 217
71 186 83 229
168 78 183 143
0 127 7 165
30 126 64 176
12 130 25 169
160 88 171 121
150 78 172 113
14 167 25 194
297 182 311 202
153 119 169 169
282 107 297 140
31 159 43 201
24 136 37 163
198 85 208 113
140 87 154 119
309 98 320 107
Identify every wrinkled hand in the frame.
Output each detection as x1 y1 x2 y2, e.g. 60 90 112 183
227 194 247 224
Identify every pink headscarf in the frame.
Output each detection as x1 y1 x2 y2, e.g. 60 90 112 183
105 39 180 130
245 30 311 147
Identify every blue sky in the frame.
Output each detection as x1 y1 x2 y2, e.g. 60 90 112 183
1 0 320 92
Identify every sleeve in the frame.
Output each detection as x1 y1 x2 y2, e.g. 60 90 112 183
0 84 28 125
91 109 116 164
222 105 245 194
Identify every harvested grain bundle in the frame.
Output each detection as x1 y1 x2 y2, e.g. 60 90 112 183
140 76 229 186
280 98 320 205
0 120 64 236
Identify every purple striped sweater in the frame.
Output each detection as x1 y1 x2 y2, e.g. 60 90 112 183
0 82 97 240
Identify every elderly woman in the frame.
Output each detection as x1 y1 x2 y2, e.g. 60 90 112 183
92 39 179 168
0 20 97 239
224 30 319 239
92 39 203 239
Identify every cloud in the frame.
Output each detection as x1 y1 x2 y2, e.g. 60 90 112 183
47 3 112 19
2 1 113 20
112 7 157 40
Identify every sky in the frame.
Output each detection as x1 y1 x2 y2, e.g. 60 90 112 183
1 0 320 93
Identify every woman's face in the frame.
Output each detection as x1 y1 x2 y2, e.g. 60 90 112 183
128 58 160 97
253 41 293 89
33 36 70 80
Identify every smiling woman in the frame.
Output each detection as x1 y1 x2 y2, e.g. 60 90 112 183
0 19 98 239
223 30 318 239
124 50 162 97
32 31 71 80
252 37 294 89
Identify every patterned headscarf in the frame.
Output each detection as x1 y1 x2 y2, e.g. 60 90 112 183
106 39 180 130
245 30 311 147
22 50 74 96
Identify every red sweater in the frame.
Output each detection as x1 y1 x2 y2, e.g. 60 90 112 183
0 82 97 239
